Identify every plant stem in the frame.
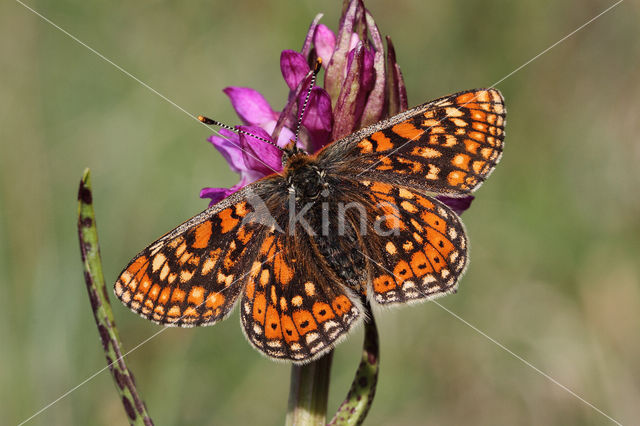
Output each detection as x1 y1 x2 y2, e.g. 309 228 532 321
286 351 334 426
285 300 380 426
329 303 379 426
77 168 153 426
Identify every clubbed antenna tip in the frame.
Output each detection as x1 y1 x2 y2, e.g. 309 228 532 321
197 115 285 153
198 115 216 125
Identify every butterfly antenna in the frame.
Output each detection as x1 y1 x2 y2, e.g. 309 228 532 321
197 115 286 153
294 58 323 143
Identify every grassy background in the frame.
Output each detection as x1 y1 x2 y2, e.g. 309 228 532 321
2 0 639 424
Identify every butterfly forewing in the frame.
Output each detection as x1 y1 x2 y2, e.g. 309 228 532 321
318 89 505 195
114 179 279 327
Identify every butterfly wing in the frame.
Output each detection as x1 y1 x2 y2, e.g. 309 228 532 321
313 88 502 305
357 181 468 304
239 213 363 363
114 177 282 327
317 88 505 195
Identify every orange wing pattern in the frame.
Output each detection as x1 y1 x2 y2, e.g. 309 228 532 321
359 181 468 304
114 189 268 327
319 89 505 195
239 227 362 362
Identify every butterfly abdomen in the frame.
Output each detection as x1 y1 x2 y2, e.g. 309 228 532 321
313 217 368 295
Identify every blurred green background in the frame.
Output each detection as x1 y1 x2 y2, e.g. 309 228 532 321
2 0 639 424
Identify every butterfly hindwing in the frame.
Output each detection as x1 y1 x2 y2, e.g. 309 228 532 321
356 181 468 304
318 88 505 195
239 220 363 362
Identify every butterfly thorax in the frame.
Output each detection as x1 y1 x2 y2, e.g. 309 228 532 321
283 153 328 201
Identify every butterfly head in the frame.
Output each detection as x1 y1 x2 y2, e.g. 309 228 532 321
282 143 328 201
281 139 306 166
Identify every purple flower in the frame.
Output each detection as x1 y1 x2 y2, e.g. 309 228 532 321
200 0 471 215
436 195 475 216
200 91 294 204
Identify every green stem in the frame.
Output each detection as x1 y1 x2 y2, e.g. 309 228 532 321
286 351 334 426
329 303 379 426
77 168 154 426
285 300 380 426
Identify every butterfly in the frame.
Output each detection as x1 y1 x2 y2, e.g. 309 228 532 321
114 88 505 363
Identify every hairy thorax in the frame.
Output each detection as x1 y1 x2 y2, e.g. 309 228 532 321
283 153 328 201
282 153 367 295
